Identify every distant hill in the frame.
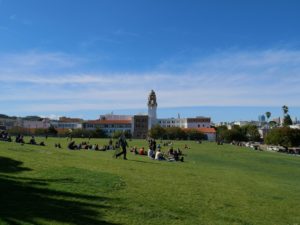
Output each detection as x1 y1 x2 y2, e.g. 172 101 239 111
0 114 17 120
0 114 43 121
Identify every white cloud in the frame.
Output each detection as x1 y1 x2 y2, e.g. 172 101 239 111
0 49 300 114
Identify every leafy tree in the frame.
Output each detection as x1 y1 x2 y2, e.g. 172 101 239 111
216 125 228 141
93 128 107 138
216 125 260 143
186 129 207 140
265 127 300 147
149 125 166 139
265 112 271 122
112 130 123 139
269 121 277 128
283 114 293 126
165 127 187 140
48 125 58 136
112 130 131 139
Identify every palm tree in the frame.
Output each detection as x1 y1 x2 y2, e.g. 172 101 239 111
265 112 271 122
282 105 289 115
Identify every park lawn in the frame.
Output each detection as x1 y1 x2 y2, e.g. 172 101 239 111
0 138 300 225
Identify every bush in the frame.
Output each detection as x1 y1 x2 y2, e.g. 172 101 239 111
217 125 260 143
112 130 131 139
70 129 107 138
186 129 207 140
264 127 300 147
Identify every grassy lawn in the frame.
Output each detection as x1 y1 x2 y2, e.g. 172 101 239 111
0 137 300 225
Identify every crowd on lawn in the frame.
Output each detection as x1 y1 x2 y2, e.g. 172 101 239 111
1 130 187 162
130 139 185 162
0 131 46 146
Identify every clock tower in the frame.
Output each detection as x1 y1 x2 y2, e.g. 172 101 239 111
148 90 157 129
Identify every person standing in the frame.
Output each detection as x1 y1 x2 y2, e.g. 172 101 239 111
116 134 128 160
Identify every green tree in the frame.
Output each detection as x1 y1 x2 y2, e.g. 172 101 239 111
186 129 207 140
265 127 300 147
242 125 261 142
165 127 187 140
112 130 131 139
149 125 166 139
269 121 277 128
93 128 107 138
283 114 293 126
282 105 289 115
47 125 58 136
265 112 271 122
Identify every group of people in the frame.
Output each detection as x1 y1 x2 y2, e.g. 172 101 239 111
0 131 12 142
67 139 121 151
67 141 101 150
0 132 46 146
128 138 184 162
1 130 186 162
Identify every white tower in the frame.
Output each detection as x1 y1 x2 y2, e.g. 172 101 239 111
148 90 157 129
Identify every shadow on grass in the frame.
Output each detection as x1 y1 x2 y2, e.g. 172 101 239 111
0 156 120 225
129 159 157 164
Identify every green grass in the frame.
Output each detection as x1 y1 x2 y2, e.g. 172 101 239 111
0 137 300 225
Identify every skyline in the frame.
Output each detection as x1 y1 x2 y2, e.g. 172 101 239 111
1 0 300 122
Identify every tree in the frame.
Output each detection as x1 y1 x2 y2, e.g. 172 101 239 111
242 125 261 142
165 127 187 140
265 127 300 147
149 125 166 139
283 114 293 127
186 129 207 140
112 130 131 139
47 125 58 136
93 128 107 138
269 121 277 128
282 105 289 115
112 130 124 139
265 112 271 122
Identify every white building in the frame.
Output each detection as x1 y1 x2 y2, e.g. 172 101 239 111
158 118 187 128
51 117 83 130
84 119 132 136
158 117 211 129
21 119 51 129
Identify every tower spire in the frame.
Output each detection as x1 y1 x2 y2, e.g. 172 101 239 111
148 90 157 129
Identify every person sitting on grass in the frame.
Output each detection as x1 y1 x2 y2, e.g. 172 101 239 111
173 150 184 162
55 143 62 148
7 135 12 142
68 141 77 150
155 149 165 161
139 147 146 155
29 136 36 145
147 148 155 159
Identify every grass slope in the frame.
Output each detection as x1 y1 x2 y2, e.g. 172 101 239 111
0 138 299 225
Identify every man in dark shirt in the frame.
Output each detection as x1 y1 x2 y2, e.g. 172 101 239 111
115 134 128 160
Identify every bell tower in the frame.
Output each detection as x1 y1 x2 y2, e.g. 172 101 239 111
148 90 157 129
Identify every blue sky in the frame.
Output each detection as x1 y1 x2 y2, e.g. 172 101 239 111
1 0 300 122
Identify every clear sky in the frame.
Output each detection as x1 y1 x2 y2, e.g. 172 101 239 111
1 0 300 122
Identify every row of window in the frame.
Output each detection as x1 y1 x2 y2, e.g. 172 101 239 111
85 124 131 128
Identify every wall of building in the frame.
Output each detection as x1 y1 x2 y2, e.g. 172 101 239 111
84 120 132 136
22 119 50 129
186 117 211 129
133 115 148 139
157 118 187 128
